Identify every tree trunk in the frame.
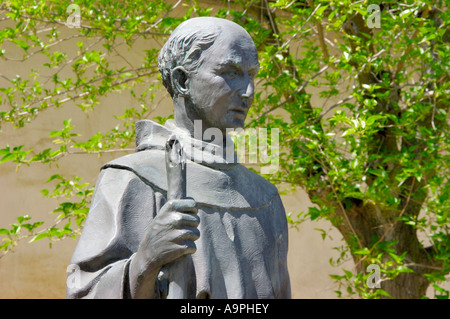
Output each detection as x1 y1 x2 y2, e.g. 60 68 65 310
381 272 430 299
343 201 436 299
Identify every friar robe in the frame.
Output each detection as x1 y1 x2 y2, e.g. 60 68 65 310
67 119 291 299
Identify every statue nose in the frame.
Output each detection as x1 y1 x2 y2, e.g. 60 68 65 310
238 78 254 101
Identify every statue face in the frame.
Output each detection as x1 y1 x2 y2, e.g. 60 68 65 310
186 28 259 133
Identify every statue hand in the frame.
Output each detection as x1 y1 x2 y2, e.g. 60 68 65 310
129 198 199 298
141 198 199 268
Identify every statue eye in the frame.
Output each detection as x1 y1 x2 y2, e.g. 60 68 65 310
225 70 238 78
217 67 240 79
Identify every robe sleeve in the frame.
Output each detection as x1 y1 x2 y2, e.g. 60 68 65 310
66 167 165 299
274 194 292 299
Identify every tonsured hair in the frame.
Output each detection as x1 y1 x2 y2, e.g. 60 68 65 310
158 20 221 98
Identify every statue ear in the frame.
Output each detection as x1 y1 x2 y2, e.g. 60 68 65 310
171 66 189 97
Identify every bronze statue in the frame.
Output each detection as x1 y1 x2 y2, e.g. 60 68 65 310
67 17 291 299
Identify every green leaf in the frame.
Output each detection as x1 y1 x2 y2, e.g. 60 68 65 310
46 174 62 182
343 269 353 279
0 146 11 156
353 248 370 255
17 215 31 224
399 8 416 20
49 130 62 137
308 207 321 221
11 39 30 51
375 289 392 298
315 5 329 18
397 266 414 273
29 232 49 242
1 153 15 163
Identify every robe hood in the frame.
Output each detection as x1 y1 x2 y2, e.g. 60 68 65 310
135 119 239 170
102 119 279 210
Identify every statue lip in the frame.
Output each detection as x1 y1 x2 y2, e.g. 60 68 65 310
229 107 247 115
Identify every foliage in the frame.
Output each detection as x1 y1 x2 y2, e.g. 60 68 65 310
0 0 448 298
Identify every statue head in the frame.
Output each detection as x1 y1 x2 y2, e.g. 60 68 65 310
158 17 259 135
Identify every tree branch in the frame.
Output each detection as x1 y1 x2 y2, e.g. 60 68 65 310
1 69 158 123
307 0 330 62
